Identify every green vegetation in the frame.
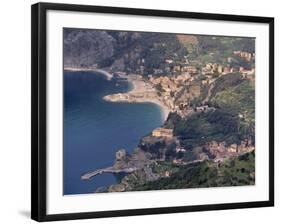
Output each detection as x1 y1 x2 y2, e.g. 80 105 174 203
174 110 240 148
187 36 255 68
133 36 255 191
211 79 255 143
151 161 181 174
132 151 255 191
66 29 256 193
230 55 253 70
109 32 188 75
176 35 199 56
165 73 255 149
212 79 255 116
209 73 244 99
197 36 255 55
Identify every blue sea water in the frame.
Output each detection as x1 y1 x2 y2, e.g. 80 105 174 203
63 71 163 195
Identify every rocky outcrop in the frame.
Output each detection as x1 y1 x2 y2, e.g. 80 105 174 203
63 28 187 74
64 29 114 68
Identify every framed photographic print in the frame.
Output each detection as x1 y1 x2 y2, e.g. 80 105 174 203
31 2 274 222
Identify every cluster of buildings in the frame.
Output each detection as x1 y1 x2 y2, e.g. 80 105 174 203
172 65 198 75
239 67 255 81
146 49 254 82
201 63 254 83
233 50 255 62
149 71 218 115
172 158 186 165
150 76 179 93
201 63 239 76
149 74 195 111
153 57 198 76
194 105 215 113
152 128 173 138
204 140 255 162
175 147 186 153
149 72 193 88
195 50 255 83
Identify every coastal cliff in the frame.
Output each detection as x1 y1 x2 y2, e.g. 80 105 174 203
84 72 255 193
64 28 187 75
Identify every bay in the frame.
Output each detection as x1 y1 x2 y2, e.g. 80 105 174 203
63 71 163 195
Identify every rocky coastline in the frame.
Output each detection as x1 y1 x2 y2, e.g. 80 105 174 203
63 29 256 193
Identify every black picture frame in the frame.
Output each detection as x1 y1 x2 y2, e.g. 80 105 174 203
31 2 274 222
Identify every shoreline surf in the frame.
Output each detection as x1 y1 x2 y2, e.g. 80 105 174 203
64 67 113 80
103 75 170 122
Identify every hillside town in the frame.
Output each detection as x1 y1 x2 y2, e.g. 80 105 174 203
89 46 255 192
68 31 256 192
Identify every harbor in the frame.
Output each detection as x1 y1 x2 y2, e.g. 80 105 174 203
81 166 138 180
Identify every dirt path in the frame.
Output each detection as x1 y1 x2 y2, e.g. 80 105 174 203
202 82 215 104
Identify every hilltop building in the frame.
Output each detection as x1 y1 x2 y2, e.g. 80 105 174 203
152 128 173 138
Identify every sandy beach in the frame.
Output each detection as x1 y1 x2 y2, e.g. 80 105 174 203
103 75 170 121
64 69 170 120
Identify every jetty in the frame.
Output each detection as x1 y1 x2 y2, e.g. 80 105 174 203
81 166 138 180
